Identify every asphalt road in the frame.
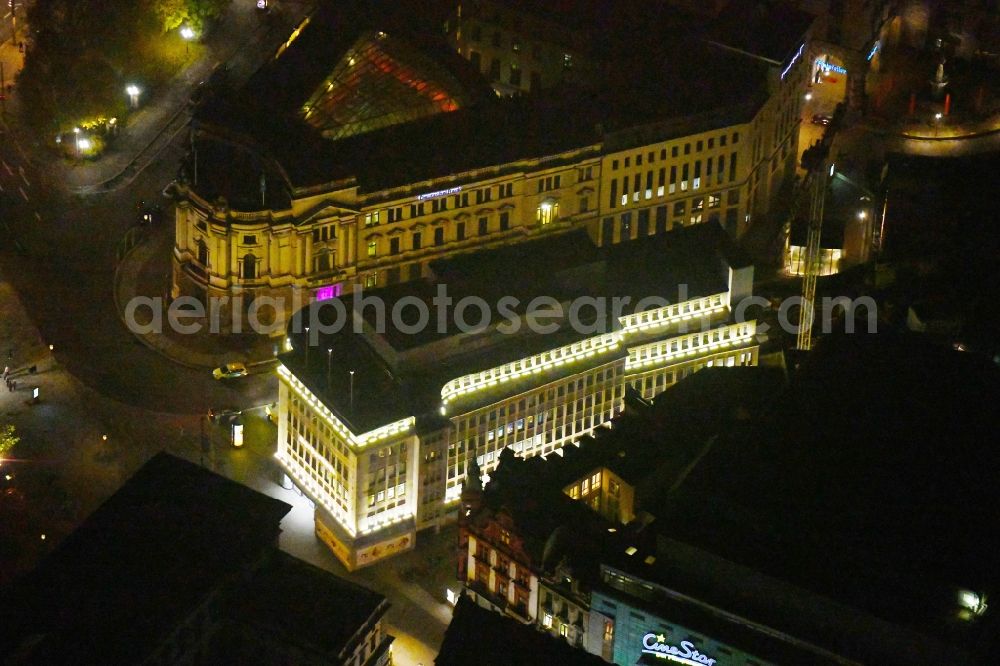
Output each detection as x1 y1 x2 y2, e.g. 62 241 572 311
1 122 278 414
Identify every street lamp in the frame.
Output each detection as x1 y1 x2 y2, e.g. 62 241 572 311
73 126 81 157
303 326 310 367
181 25 196 55
326 347 333 390
126 84 141 109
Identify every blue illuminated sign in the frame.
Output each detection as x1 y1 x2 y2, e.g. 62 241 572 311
867 41 880 61
816 58 848 75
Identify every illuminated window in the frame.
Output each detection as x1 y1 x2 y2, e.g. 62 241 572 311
560 625 569 637
364 211 380 226
563 53 572 69
591 472 601 487
500 529 511 545
709 194 721 208
693 197 704 211
365 272 377 288
603 620 614 642
367 241 377 257
543 613 553 628
581 478 590 495
536 200 559 225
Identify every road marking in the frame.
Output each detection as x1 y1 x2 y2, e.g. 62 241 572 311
18 186 28 201
34 212 42 221
2 160 11 176
19 166 29 187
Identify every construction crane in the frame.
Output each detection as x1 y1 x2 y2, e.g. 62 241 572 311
795 141 832 351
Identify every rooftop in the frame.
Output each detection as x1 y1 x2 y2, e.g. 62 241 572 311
192 0 782 200
280 222 749 433
657 332 1000 663
538 366 785 492
231 550 388 659
437 595 608 666
707 0 816 64
470 448 616 568
0 453 291 665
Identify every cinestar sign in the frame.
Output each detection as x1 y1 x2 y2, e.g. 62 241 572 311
641 633 717 666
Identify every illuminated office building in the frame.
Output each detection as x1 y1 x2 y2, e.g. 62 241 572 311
274 223 760 569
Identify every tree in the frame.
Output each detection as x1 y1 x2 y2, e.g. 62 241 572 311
0 424 18 460
153 0 231 32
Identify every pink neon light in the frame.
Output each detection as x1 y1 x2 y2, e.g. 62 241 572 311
314 283 343 301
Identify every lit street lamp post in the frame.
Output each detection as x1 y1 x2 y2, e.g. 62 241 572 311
326 348 333 391
126 84 141 109
73 127 80 158
181 26 196 56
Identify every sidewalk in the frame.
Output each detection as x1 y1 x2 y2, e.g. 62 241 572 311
0 274 203 582
113 224 275 369
2 0 314 195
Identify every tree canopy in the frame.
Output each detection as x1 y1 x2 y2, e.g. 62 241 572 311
0 424 18 459
18 0 231 134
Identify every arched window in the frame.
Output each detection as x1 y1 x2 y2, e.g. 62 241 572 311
242 254 258 280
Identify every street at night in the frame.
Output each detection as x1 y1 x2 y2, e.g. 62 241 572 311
2 1 999 665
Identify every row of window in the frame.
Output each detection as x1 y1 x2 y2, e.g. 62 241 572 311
365 184 517 227
610 133 739 172
365 212 513 258
608 153 739 209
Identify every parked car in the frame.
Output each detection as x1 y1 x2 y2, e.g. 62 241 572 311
213 362 248 380
811 114 833 126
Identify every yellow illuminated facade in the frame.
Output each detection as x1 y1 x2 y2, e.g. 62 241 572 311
275 286 759 570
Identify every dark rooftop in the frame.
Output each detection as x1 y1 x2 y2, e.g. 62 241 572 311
230 550 388 659
537 367 786 493
193 0 780 197
472 448 615 567
707 0 816 64
437 595 608 666
0 453 291 665
281 222 747 433
657 332 1000 663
